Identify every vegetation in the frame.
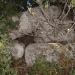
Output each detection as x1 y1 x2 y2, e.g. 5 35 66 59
29 56 75 75
71 0 75 7
0 35 17 75
0 0 18 75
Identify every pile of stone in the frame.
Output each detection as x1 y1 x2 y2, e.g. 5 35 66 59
9 6 75 66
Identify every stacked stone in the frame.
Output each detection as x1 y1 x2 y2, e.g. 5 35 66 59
9 6 75 66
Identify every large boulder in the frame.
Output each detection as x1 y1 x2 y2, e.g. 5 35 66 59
9 6 61 40
9 6 75 43
19 12 33 34
25 43 74 66
11 41 25 60
9 12 33 40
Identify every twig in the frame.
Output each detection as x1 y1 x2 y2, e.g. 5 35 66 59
61 5 71 21
38 5 58 29
15 66 26 69
59 1 68 20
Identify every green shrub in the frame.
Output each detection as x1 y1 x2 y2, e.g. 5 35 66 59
71 0 75 7
29 56 75 75
0 35 17 75
0 16 18 35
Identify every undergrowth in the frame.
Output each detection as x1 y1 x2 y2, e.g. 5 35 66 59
0 34 17 75
29 55 75 75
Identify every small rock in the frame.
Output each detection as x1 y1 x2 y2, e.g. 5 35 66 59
49 5 61 19
9 30 22 40
25 43 73 66
12 16 19 22
11 41 25 60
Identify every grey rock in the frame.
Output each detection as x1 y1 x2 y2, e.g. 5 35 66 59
19 12 33 34
9 7 75 43
25 43 73 66
9 12 33 40
34 19 75 43
9 30 22 40
11 41 25 60
49 5 61 19
12 16 19 22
